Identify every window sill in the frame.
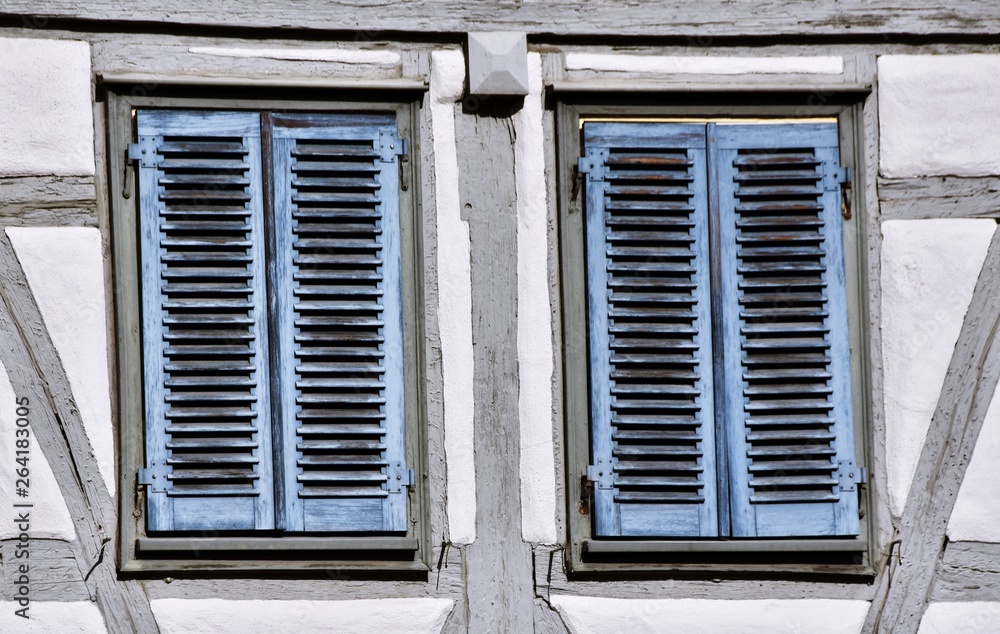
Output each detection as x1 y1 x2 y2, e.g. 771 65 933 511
568 538 874 580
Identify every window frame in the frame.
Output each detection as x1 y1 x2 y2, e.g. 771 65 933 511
556 97 876 578
107 88 430 576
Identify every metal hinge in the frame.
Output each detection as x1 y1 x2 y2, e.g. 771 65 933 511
127 137 161 168
379 131 408 163
387 462 413 494
137 463 167 493
578 148 609 183
838 460 867 492
586 458 617 490
824 164 851 192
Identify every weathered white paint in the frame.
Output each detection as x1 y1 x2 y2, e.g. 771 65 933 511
565 53 844 75
431 49 476 544
7 228 116 496
879 55 1000 178
188 46 401 66
0 359 75 540
550 596 869 634
0 601 105 633
948 379 1000 542
918 602 1000 634
0 38 94 177
880 219 995 518
151 598 453 634
513 52 557 545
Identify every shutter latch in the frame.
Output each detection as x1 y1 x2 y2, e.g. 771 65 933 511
137 462 167 493
837 460 866 492
586 458 617 490
127 137 161 168
578 148 609 182
379 131 408 163
387 462 413 494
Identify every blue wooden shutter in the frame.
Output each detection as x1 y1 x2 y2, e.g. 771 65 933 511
582 123 718 537
135 110 275 531
712 123 859 537
270 113 409 532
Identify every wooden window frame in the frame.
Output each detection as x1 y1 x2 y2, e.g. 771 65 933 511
107 87 430 577
556 96 876 578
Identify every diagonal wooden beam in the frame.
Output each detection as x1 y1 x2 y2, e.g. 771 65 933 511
865 224 1000 633
0 233 159 633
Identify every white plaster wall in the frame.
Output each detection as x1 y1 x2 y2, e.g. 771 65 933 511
550 596 869 634
151 598 453 634
514 52 557 545
918 602 1000 634
948 378 1000 542
0 601 105 633
565 54 843 75
430 49 477 544
879 55 1000 178
0 359 75 540
880 219 995 518
0 38 94 177
7 228 116 496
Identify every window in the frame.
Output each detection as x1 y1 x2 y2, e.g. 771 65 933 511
111 94 425 573
560 105 871 572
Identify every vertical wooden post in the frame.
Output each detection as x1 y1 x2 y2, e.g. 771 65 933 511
457 99 535 632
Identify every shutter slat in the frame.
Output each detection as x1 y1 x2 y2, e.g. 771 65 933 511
138 110 274 532
715 123 860 538
273 113 409 533
585 122 718 538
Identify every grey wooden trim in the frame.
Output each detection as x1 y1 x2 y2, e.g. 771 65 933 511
142 544 464 599
585 539 867 554
931 541 1000 603
0 233 159 632
548 81 871 95
866 228 1000 633
457 102 534 634
5 1 1000 37
537 549 876 600
878 177 1000 220
136 537 419 553
98 72 427 91
0 538 90 602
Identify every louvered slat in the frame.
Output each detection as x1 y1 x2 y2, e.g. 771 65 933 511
272 114 408 532
137 110 274 531
584 123 718 537
715 123 859 537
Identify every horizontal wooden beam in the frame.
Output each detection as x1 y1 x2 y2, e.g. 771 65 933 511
0 176 97 227
98 73 428 92
932 541 1000 602
879 176 1000 220
4 1 1000 38
548 81 871 95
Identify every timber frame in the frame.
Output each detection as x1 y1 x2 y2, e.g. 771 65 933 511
556 97 876 578
2 10 1000 633
105 86 432 575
